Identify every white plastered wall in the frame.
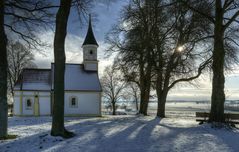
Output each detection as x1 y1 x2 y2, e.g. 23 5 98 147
38 92 51 115
13 91 51 116
13 91 21 115
84 63 98 71
64 91 101 115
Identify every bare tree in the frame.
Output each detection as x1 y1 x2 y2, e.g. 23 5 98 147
106 0 156 115
1 0 54 139
7 41 36 97
152 1 212 118
51 0 105 138
127 82 140 112
181 0 239 122
51 0 74 138
4 0 55 49
107 0 213 117
51 0 116 137
101 65 127 115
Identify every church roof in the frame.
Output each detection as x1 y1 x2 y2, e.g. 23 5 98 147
14 69 51 91
51 63 101 91
82 15 99 46
14 64 102 92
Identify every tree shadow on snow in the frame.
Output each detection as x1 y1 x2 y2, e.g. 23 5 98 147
8 116 52 127
2 116 239 152
149 121 239 152
55 116 162 152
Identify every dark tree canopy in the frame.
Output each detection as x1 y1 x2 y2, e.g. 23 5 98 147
181 0 239 122
106 0 213 116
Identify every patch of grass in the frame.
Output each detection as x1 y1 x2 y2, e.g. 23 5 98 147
0 134 17 140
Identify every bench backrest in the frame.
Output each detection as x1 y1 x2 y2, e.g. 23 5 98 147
196 112 239 120
196 112 209 117
225 113 239 119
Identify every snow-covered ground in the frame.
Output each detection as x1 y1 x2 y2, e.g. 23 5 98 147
1 114 239 152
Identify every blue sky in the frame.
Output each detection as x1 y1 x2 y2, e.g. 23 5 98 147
67 1 127 41
34 1 239 101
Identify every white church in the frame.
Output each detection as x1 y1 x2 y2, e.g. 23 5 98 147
13 17 102 117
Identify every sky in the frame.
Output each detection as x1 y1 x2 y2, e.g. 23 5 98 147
33 1 239 101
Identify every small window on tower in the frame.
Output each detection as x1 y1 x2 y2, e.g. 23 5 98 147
90 50 93 55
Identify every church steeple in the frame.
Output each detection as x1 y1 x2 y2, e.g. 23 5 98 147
82 14 99 72
82 15 98 46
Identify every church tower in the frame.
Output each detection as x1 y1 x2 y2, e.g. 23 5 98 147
82 15 99 71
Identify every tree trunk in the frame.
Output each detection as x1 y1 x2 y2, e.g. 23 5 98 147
209 1 225 123
8 72 14 97
0 0 8 138
135 98 139 112
112 101 116 115
156 51 169 118
139 87 150 115
51 0 73 138
142 88 150 115
139 89 145 114
139 63 152 115
157 91 168 118
139 62 146 115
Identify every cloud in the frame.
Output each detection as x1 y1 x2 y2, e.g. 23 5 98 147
226 67 239 77
167 72 239 100
168 88 212 101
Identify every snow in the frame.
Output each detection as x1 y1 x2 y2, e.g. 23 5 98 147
51 63 102 91
14 69 51 91
22 83 51 91
1 115 239 152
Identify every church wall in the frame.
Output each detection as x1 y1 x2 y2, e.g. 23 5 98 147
83 45 98 60
64 91 101 116
13 94 20 115
84 62 98 71
22 95 34 115
13 91 51 116
39 94 51 116
14 90 101 116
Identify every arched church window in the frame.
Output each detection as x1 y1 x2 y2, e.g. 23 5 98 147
70 96 78 108
90 50 93 55
26 98 32 109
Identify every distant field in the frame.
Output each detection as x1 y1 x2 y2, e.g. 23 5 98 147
102 101 239 116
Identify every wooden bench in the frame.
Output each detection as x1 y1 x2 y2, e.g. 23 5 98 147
196 112 239 125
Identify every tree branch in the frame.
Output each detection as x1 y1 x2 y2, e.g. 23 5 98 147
224 10 239 30
180 0 215 23
168 56 212 90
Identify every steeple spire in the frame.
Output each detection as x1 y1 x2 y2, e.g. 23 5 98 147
82 14 98 46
